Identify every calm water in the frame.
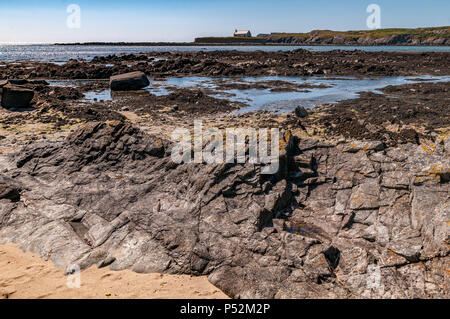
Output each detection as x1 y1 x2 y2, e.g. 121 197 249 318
73 75 450 113
0 44 449 62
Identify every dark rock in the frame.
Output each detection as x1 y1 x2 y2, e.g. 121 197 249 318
0 176 21 202
1 84 34 108
97 256 116 269
109 71 150 91
294 106 308 118
5 79 48 87
28 80 49 86
7 79 30 85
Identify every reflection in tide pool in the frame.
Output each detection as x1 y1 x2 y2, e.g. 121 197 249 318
82 90 113 102
80 75 450 113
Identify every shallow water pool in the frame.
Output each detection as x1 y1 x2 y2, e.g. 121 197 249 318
80 75 450 113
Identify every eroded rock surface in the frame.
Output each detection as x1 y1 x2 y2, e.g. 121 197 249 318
0 122 448 298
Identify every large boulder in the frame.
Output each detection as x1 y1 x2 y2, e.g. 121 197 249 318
1 84 34 109
109 71 150 91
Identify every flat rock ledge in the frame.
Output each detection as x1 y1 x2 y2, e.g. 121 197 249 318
0 122 448 298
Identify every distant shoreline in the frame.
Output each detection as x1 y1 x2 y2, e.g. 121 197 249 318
52 42 450 47
53 26 450 47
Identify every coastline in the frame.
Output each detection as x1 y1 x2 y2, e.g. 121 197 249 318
53 26 450 47
52 42 450 47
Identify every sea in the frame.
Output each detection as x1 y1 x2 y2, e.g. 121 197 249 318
0 44 449 62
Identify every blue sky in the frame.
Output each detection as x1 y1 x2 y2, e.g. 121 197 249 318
0 0 449 43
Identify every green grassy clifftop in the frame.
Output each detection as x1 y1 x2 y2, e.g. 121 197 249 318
195 26 450 45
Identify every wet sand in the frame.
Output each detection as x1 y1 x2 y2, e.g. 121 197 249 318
0 244 229 299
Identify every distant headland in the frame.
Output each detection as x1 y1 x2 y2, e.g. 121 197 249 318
55 26 450 46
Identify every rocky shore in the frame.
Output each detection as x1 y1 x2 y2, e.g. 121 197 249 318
1 49 449 80
0 49 449 299
0 120 448 298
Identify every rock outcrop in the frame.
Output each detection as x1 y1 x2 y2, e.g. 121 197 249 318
2 50 449 81
109 71 150 91
0 122 448 298
0 84 34 109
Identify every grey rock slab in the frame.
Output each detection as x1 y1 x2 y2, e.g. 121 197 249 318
1 121 448 298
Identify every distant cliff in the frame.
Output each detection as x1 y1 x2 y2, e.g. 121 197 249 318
195 26 450 46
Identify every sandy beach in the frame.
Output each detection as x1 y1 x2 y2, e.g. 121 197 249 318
0 244 228 299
